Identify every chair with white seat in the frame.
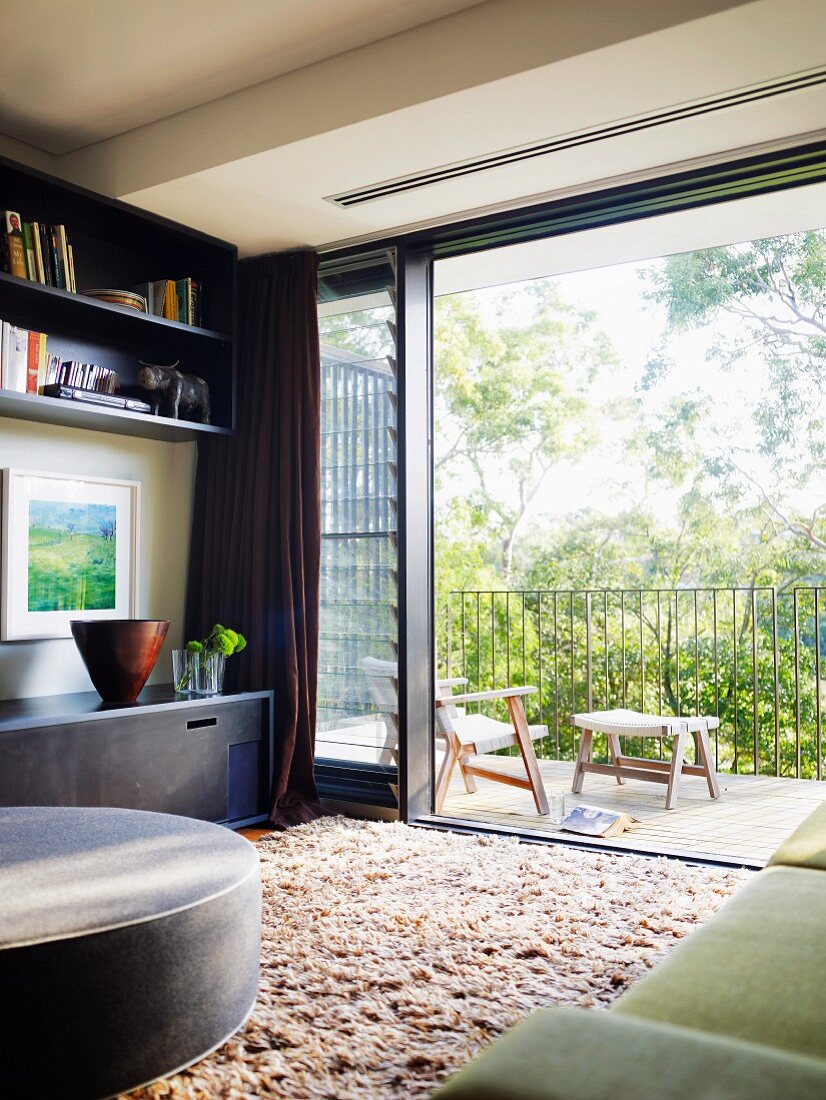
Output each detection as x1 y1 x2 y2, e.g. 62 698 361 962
360 657 550 816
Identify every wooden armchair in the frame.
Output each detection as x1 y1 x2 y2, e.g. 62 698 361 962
360 658 550 816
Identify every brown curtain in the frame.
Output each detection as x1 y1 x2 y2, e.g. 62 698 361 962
186 249 325 828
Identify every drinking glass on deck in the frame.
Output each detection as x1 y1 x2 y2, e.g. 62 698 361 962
548 791 566 826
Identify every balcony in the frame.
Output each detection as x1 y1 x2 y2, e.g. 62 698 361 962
440 586 826 864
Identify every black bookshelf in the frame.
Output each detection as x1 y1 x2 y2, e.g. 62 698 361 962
0 155 237 441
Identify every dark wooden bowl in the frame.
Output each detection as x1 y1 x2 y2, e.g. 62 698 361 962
71 620 170 704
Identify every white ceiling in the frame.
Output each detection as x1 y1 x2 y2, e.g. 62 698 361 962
0 0 484 154
2 0 823 256
113 0 826 254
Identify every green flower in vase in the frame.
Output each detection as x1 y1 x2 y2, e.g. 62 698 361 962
179 624 249 691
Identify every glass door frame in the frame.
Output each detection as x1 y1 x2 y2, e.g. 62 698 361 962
320 136 826 827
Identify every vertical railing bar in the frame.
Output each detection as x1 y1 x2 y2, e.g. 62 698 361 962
816 587 822 782
461 593 467 686
475 592 481 697
732 589 738 774
657 591 662 714
522 592 527 686
713 589 719 767
657 591 663 759
586 591 593 712
752 587 759 776
675 590 681 718
491 593 496 709
447 593 453 680
794 588 801 780
553 592 560 759
772 588 780 778
570 593 575 744
505 591 510 690
537 592 544 760
604 591 609 710
621 591 626 707
694 589 699 717
639 590 645 715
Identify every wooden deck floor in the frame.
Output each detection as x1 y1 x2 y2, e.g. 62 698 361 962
441 756 826 865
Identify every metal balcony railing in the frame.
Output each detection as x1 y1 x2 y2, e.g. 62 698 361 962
443 588 825 780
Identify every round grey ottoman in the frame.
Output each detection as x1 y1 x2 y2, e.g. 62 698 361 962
0 806 261 1099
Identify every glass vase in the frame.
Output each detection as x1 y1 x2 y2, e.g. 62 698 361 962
172 649 196 694
193 652 225 695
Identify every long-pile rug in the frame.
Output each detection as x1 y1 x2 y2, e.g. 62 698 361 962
130 817 751 1100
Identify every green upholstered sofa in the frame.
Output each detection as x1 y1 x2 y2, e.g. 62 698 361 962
433 805 826 1100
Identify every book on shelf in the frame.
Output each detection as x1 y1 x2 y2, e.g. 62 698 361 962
131 277 202 326
175 277 202 326
38 223 53 284
25 330 47 393
0 209 76 290
56 225 71 292
0 321 31 392
1 211 27 278
50 226 65 289
31 221 45 283
163 279 177 321
22 222 36 279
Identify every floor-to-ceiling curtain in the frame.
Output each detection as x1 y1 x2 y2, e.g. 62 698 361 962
187 249 324 827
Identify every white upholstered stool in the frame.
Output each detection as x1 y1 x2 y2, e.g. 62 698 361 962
569 708 721 810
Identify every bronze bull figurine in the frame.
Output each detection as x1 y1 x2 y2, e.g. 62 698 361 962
137 362 211 423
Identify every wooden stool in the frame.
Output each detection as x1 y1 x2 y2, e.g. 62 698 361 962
570 708 721 810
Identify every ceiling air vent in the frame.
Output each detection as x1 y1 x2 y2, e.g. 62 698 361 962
326 67 826 208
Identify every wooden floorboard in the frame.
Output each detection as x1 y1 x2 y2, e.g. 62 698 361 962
441 757 826 865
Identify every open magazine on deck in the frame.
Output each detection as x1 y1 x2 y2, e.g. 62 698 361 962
561 804 639 837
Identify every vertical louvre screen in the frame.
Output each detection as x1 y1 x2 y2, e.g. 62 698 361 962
315 252 399 789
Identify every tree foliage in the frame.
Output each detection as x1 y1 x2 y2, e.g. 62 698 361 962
435 230 826 776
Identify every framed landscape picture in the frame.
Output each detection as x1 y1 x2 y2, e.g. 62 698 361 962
1 470 140 640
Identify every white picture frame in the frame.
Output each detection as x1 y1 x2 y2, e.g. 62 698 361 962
1 469 140 641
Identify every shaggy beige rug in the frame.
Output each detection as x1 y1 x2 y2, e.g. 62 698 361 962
130 817 750 1100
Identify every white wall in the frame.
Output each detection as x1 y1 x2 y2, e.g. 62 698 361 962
0 417 196 700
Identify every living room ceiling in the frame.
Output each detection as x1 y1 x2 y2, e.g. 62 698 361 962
0 0 485 153
2 0 823 255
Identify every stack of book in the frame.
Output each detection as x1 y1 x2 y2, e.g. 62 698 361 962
131 278 202 326
0 210 77 291
49 361 118 394
0 321 59 394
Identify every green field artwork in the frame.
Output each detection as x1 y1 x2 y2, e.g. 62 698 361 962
28 499 117 612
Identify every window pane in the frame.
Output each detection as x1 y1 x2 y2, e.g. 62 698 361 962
315 252 398 778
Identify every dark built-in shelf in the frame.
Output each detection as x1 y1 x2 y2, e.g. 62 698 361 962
0 271 232 346
0 154 238 440
0 388 232 442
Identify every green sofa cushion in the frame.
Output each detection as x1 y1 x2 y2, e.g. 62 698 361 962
768 802 826 871
615 865 826 1060
432 1007 826 1100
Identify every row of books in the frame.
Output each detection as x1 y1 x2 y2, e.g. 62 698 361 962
52 361 118 394
1 211 77 291
0 322 59 394
0 321 119 396
132 278 202 326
